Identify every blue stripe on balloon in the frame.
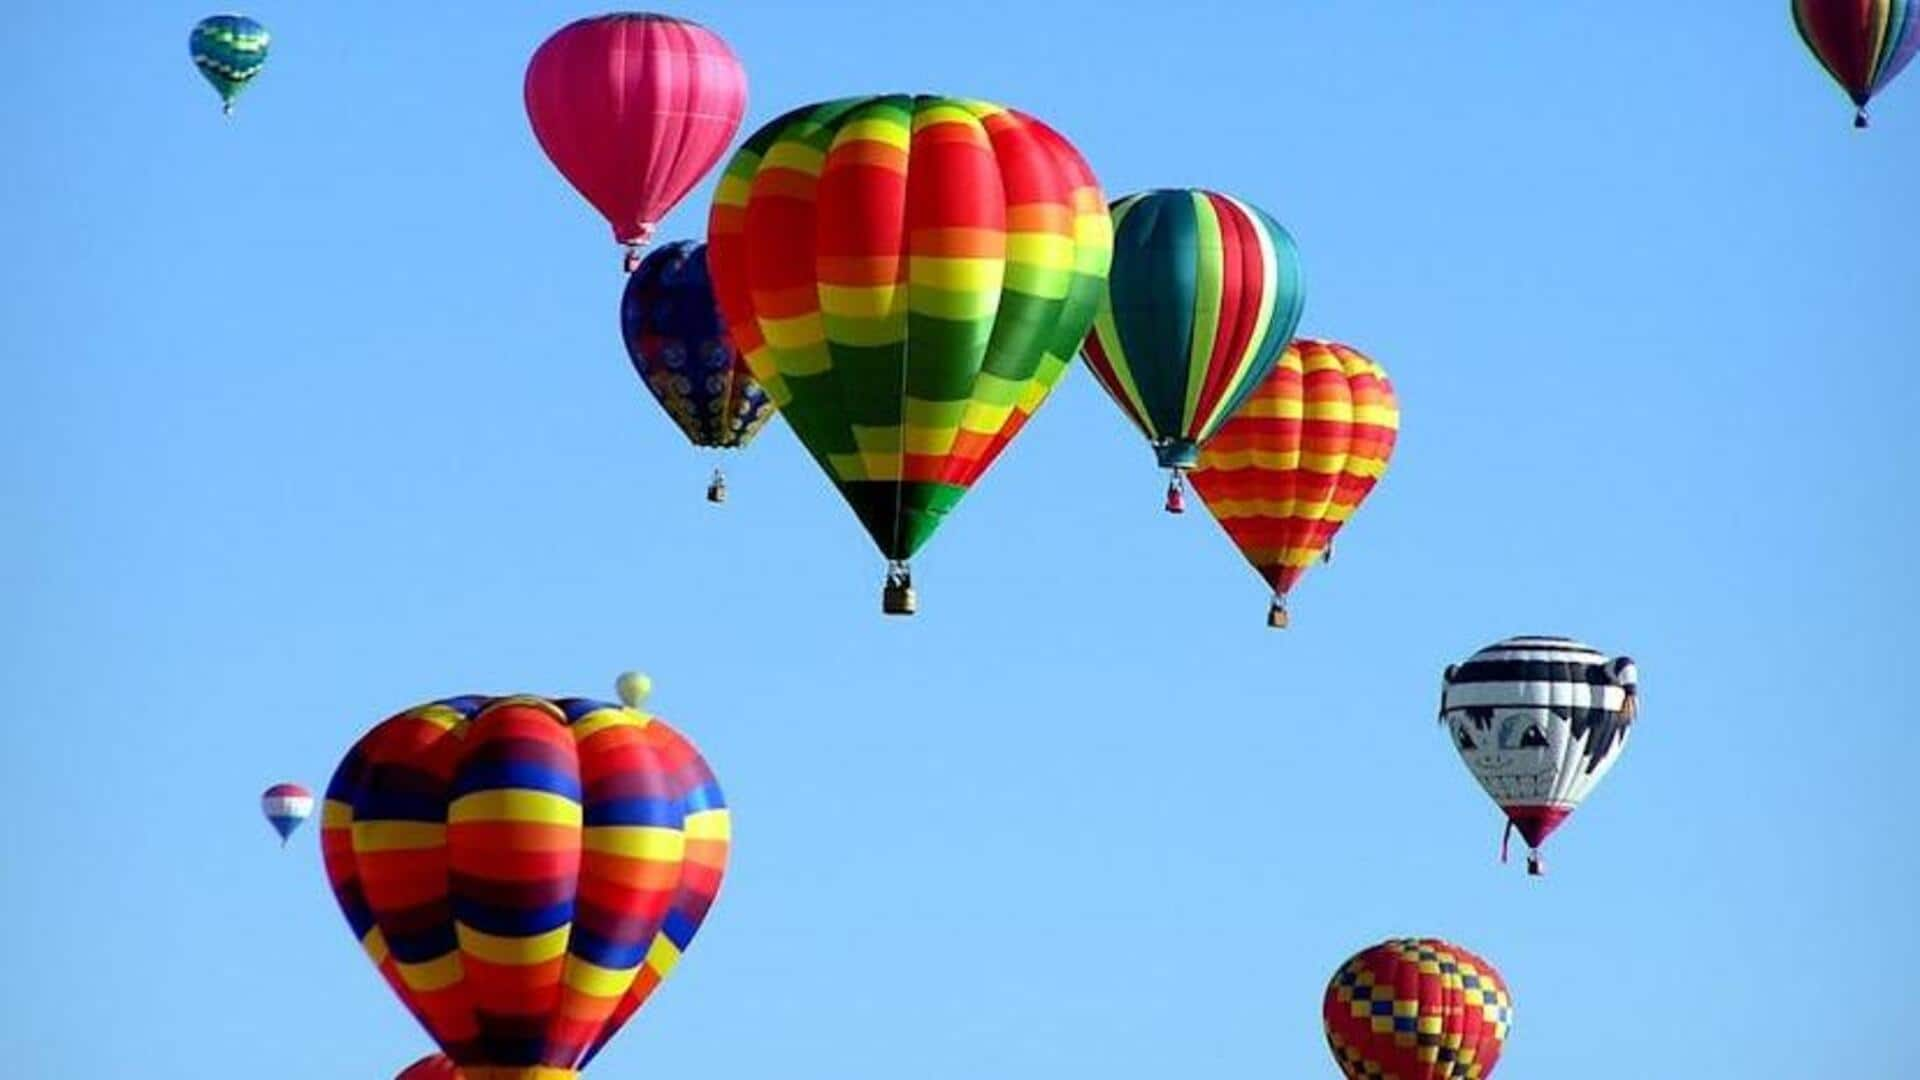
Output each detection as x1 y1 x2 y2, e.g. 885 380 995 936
451 896 575 938
584 795 680 827
449 758 583 801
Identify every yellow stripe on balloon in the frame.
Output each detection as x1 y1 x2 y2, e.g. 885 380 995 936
352 821 447 851
360 927 391 965
685 808 731 841
837 115 911 151
759 140 826 177
323 799 355 827
570 707 645 742
582 825 687 861
397 950 465 991
561 956 641 999
642 934 685 977
459 924 571 965
448 789 582 827
819 283 907 322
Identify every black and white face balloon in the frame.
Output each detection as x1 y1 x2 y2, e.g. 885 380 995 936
1439 636 1638 874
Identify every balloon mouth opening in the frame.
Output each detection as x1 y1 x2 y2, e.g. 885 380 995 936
1153 441 1200 470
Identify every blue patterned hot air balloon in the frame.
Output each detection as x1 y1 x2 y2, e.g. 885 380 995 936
621 240 776 502
190 14 270 116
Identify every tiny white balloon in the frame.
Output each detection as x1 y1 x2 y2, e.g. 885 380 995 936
616 671 652 707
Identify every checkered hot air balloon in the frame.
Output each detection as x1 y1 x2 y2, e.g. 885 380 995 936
1081 188 1305 514
397 1054 460 1080
260 782 312 845
1188 339 1398 628
322 675 728 1078
707 94 1113 615
525 14 747 271
1440 636 1639 875
189 14 270 117
1791 0 1920 127
1323 938 1512 1080
621 241 775 503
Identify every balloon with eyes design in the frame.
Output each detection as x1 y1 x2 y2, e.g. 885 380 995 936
1439 635 1638 876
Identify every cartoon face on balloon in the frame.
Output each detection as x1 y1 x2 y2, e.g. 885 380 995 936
1448 705 1584 804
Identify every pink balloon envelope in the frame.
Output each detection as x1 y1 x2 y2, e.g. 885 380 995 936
524 13 747 266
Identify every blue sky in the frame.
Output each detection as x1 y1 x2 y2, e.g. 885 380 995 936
5 2 1916 1077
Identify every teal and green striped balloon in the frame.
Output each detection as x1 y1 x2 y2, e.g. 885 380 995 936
190 14 270 116
1081 189 1305 483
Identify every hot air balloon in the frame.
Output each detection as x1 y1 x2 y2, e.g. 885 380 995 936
707 95 1111 614
260 782 312 845
622 240 776 502
1791 0 1919 127
397 1054 460 1080
1188 340 1397 628
1440 636 1638 875
189 14 270 116
322 673 729 1077
1324 938 1512 1080
1081 188 1304 513
525 14 748 270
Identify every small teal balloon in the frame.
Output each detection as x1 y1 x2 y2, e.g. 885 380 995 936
190 14 270 116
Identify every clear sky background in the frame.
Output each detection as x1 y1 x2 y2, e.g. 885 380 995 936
4 2 1916 1077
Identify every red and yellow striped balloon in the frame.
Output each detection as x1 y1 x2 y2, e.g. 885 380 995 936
322 687 728 1079
1188 339 1398 627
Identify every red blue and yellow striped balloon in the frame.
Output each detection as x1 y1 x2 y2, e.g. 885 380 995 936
1792 0 1920 126
322 684 728 1079
1188 340 1398 627
1081 188 1304 505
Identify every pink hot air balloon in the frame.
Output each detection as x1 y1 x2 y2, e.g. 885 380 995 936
396 1055 459 1080
525 13 747 270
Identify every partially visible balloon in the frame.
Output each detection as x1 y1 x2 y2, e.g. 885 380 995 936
190 14 270 116
1792 0 1920 127
1440 636 1639 875
1081 188 1304 512
397 1054 460 1080
1188 340 1398 627
260 782 312 845
1324 938 1512 1080
708 94 1112 613
622 241 776 501
525 14 747 269
322 680 729 1075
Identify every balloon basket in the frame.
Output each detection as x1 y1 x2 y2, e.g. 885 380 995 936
1267 601 1290 629
883 582 918 616
624 246 643 273
706 471 727 504
1856 109 1870 129
1526 851 1545 877
1164 472 1187 514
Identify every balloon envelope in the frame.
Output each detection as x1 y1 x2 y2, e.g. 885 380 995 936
525 14 747 249
1439 636 1638 871
189 14 270 112
260 782 312 843
1081 188 1304 472
1324 938 1512 1080
1791 0 1920 125
1188 339 1397 624
707 94 1111 584
622 241 775 450
322 690 729 1074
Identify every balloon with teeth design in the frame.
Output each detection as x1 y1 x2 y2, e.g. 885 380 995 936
1439 635 1638 876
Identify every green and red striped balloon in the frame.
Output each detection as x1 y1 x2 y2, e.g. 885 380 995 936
1081 188 1304 511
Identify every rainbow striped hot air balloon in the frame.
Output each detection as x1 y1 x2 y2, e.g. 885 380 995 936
189 14 270 116
1081 188 1305 513
708 94 1112 614
321 674 728 1078
260 782 313 845
1791 0 1920 127
1188 340 1398 627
